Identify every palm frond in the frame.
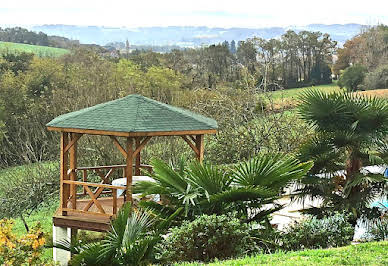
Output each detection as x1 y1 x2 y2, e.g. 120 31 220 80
186 161 232 195
205 186 278 206
233 153 313 191
149 158 188 193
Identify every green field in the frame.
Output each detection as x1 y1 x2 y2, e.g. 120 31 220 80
178 241 388 266
0 41 69 57
270 83 343 100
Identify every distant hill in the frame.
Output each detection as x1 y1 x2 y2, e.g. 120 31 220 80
0 41 69 57
30 24 366 47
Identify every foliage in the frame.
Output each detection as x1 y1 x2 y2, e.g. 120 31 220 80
0 26 81 49
338 64 367 91
0 219 48 265
134 154 312 222
365 219 388 241
239 31 336 89
54 203 182 266
281 213 354 251
333 25 388 73
0 43 332 168
157 214 254 263
364 64 388 90
297 90 388 223
364 208 388 241
0 163 59 231
334 25 388 91
177 241 388 266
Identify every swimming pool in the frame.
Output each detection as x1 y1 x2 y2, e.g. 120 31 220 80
371 199 388 208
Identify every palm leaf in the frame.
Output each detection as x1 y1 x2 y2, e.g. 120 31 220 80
233 153 313 191
205 186 278 205
186 161 232 196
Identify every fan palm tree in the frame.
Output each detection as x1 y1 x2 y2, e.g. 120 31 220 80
54 203 182 266
134 154 312 223
296 90 388 223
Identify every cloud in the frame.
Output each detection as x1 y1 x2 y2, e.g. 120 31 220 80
1 0 387 27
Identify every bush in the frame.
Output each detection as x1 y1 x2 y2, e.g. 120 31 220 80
364 64 388 90
281 213 354 251
0 163 59 231
364 215 388 241
0 219 50 265
157 214 254 263
338 64 367 91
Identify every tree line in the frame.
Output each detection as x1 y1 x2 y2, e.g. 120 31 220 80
124 30 337 90
0 27 80 49
333 25 388 91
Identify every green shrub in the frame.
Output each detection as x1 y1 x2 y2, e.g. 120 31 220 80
364 64 388 90
157 214 254 263
338 64 367 91
0 163 59 231
281 213 354 251
364 216 388 241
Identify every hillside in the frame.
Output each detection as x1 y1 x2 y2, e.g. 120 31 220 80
179 241 388 266
0 41 69 57
30 24 365 46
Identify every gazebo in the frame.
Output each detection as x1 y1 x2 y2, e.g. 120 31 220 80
47 94 217 233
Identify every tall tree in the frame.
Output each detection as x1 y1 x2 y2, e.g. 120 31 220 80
297 90 388 224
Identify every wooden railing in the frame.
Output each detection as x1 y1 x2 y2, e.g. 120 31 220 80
62 164 153 217
63 180 126 216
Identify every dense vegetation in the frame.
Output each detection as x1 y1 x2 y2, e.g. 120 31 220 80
0 27 80 49
0 24 387 265
334 25 388 91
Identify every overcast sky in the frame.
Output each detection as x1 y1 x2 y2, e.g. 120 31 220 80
1 0 388 28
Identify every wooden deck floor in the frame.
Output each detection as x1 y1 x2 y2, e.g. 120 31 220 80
53 197 125 232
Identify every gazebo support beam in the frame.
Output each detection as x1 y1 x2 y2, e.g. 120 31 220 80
60 132 69 215
69 133 80 210
125 137 134 203
181 134 205 162
110 136 127 158
133 136 152 157
64 133 82 153
135 138 141 176
195 134 204 162
181 135 199 156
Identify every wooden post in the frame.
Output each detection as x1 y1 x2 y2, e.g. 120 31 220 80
69 133 78 210
125 137 133 203
135 137 141 176
195 134 204 163
112 188 117 215
82 170 87 195
60 132 69 215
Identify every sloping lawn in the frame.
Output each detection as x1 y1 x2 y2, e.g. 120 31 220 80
177 241 388 266
0 41 69 57
270 83 342 100
268 84 343 110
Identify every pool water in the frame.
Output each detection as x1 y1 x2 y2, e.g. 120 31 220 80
371 199 388 208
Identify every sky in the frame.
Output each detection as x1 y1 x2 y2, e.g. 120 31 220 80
1 0 388 28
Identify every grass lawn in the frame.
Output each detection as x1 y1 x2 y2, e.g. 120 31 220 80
266 83 343 111
270 83 342 100
177 241 388 266
0 41 69 57
267 83 388 111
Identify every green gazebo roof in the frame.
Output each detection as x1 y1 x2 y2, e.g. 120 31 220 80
47 94 218 136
